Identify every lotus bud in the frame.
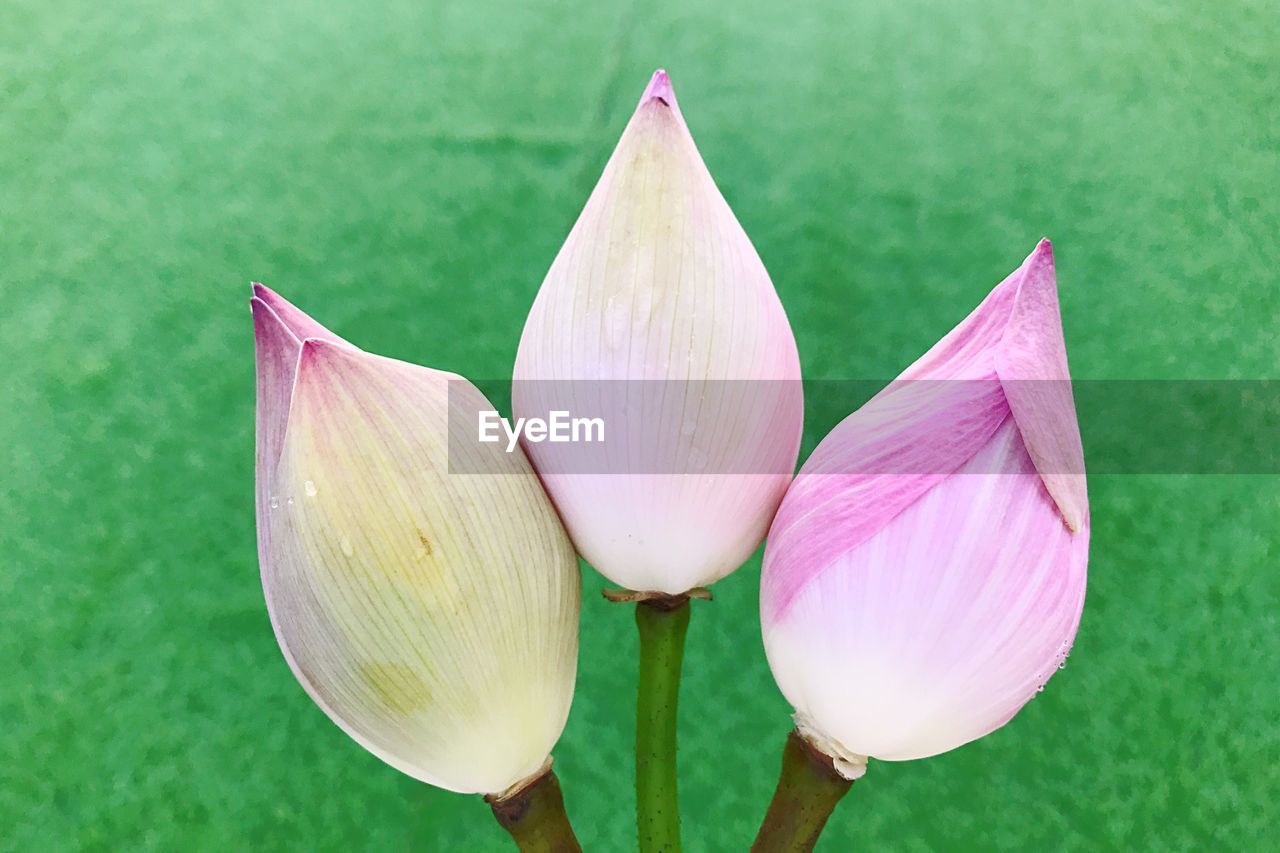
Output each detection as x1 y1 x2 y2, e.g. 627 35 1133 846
513 70 803 594
251 284 580 795
761 240 1088 768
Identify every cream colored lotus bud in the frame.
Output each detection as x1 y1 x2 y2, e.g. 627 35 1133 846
252 284 580 795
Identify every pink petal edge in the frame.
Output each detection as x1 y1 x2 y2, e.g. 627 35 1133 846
993 240 1088 532
251 296 303 533
251 282 351 347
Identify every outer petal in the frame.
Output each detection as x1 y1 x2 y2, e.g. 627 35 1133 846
513 70 802 593
263 340 580 794
252 296 302 564
763 418 1087 761
252 285 354 565
994 241 1088 532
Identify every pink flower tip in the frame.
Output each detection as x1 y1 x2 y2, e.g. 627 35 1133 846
297 335 347 369
641 68 675 106
1032 237 1054 264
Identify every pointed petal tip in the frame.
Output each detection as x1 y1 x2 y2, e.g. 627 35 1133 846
1031 237 1054 265
250 288 309 349
250 285 351 348
250 282 273 313
293 336 361 391
1017 238 1058 300
250 294 290 337
298 335 346 364
297 335 371 376
641 68 675 106
252 281 292 312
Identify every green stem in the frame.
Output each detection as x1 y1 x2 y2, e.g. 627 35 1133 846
750 730 853 852
485 767 582 853
634 597 692 852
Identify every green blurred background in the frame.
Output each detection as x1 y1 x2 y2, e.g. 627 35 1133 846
3 0 1277 849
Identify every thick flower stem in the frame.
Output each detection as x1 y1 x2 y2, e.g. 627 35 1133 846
634 596 692 852
751 730 853 852
485 767 582 853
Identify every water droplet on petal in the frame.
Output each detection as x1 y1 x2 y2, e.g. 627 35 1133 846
304 480 317 497
268 496 279 510
340 536 353 557
286 497 295 506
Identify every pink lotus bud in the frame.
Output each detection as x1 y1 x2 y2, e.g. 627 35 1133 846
761 240 1088 767
252 285 580 795
513 70 803 594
